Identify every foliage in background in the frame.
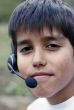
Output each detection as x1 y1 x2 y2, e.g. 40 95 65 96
0 0 23 22
65 0 74 7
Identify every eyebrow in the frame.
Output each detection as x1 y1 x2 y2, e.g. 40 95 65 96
17 40 32 46
17 35 65 46
42 36 58 42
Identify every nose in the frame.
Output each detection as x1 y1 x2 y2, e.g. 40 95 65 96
32 48 47 68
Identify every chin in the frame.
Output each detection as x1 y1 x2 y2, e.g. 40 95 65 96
32 89 51 97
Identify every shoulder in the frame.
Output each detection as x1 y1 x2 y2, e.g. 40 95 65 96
27 97 49 110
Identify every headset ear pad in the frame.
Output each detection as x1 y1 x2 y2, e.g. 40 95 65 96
8 54 18 74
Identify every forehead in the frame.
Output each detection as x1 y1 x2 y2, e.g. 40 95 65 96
16 27 65 41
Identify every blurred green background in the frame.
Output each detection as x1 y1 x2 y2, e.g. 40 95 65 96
0 0 74 96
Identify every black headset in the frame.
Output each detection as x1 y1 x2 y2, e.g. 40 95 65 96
8 43 18 74
7 43 37 88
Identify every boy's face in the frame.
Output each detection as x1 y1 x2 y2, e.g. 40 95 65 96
16 27 74 100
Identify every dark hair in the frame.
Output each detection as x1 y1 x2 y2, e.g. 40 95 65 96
9 0 74 48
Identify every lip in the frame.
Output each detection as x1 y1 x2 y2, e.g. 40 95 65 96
30 72 54 82
31 72 54 77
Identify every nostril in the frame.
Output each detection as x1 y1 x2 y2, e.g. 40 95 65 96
33 61 46 68
33 63 41 67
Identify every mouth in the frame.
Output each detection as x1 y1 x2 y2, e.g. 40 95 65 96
31 72 54 82
31 72 54 77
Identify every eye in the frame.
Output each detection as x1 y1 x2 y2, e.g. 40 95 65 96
46 44 61 51
20 46 33 54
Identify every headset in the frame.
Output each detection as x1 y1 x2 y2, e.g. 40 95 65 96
7 43 37 88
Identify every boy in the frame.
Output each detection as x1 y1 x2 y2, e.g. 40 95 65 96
8 0 74 109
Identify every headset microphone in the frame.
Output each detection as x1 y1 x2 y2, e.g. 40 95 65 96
7 54 37 88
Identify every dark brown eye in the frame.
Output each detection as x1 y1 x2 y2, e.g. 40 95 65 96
20 46 33 54
46 44 61 51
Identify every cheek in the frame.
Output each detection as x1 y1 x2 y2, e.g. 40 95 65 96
17 54 29 76
55 58 73 79
52 53 74 79
46 48 74 77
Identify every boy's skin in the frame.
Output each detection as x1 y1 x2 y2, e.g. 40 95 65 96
16 26 74 104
